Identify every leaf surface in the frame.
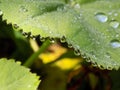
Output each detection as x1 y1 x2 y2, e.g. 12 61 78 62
0 0 120 69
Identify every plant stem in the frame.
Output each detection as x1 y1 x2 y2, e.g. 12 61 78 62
23 39 51 67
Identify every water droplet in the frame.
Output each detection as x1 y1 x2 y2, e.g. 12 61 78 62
105 53 111 59
74 49 80 56
68 43 73 48
90 51 96 59
110 40 120 48
107 66 112 70
92 62 97 67
60 36 66 43
109 20 119 29
27 32 32 38
81 53 87 59
40 37 45 42
19 6 28 12
86 57 91 62
22 32 27 36
95 13 108 23
99 65 104 70
24 32 31 38
49 37 55 43
19 29 23 33
13 24 19 29
0 10 3 15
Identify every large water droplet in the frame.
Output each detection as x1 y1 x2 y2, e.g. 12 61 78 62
110 40 120 48
109 20 119 29
95 13 108 23
0 10 3 15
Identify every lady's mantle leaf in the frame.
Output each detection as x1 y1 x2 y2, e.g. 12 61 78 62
0 0 120 70
0 58 40 90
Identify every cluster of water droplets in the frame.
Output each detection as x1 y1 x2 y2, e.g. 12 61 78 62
95 12 120 49
95 12 119 29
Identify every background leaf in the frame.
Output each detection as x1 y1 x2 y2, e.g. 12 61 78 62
0 58 40 90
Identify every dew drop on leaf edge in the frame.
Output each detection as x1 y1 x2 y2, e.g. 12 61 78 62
49 37 55 43
95 12 108 23
68 43 73 48
60 36 66 43
74 49 80 56
40 37 45 42
13 24 19 29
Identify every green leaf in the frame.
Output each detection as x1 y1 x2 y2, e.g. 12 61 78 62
0 0 120 70
0 58 40 90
